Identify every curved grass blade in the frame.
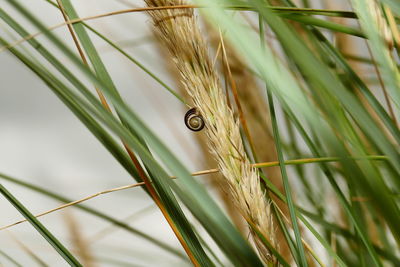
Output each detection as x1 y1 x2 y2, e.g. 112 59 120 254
0 183 82 266
271 2 400 260
252 0 400 178
260 160 391 266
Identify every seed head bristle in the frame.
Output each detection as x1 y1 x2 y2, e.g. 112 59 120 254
144 0 277 263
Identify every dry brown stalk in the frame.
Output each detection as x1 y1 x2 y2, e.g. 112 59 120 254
0 183 145 231
64 212 96 267
0 5 197 53
0 156 384 232
143 0 277 263
7 232 48 266
384 6 400 51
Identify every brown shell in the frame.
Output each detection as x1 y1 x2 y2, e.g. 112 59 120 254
184 107 205 131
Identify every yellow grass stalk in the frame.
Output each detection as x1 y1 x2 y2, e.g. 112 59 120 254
155 32 246 233
143 0 277 263
64 212 96 267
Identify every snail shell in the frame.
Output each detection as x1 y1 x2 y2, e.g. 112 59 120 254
184 107 205 131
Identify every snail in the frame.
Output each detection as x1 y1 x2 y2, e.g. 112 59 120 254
184 107 205 131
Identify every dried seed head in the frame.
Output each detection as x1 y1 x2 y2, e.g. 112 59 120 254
144 0 277 263
366 0 394 47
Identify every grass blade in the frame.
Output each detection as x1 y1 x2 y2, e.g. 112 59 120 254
0 183 82 266
266 73 308 267
259 17 307 266
0 172 187 261
351 0 400 110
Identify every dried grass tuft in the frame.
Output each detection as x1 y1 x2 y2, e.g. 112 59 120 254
144 0 277 263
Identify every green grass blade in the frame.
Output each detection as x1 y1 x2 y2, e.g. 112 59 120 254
261 169 374 266
217 1 359 18
42 0 184 104
266 84 308 267
0 183 82 266
0 172 187 261
250 223 291 267
252 1 400 248
259 17 307 266
57 0 122 101
283 104 384 266
300 208 400 265
351 0 400 110
272 5 400 259
281 14 365 37
310 30 400 145
254 1 400 178
82 25 185 104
